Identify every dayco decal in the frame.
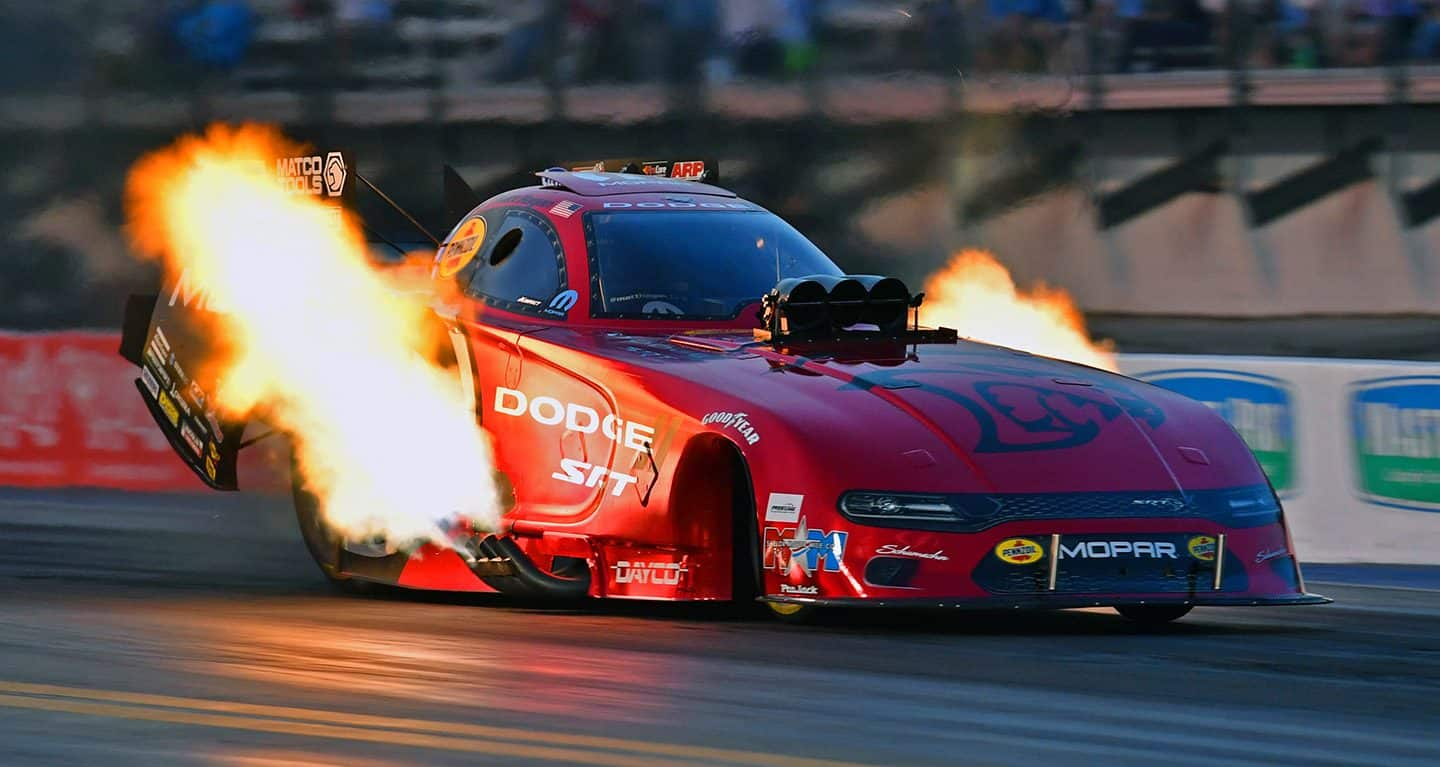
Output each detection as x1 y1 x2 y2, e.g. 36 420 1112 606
1349 376 1440 512
275 152 346 197
995 538 1043 565
611 560 686 585
1138 369 1295 493
1059 541 1178 559
553 458 639 497
493 387 654 451
875 544 949 561
1187 535 1217 561
701 410 759 445
764 517 847 575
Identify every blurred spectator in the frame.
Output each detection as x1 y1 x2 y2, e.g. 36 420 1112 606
174 0 256 70
725 0 786 77
1410 0 1440 59
657 0 721 82
570 0 639 82
1116 0 1214 72
983 0 1069 72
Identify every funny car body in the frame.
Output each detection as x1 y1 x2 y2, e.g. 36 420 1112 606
120 159 1328 623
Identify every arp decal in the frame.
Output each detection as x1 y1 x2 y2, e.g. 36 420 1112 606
437 216 486 278
1138 369 1295 494
995 537 1044 565
843 368 1165 454
1187 535 1217 561
763 517 847 575
1349 376 1440 512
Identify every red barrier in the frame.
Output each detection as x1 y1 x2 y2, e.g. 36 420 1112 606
0 331 207 491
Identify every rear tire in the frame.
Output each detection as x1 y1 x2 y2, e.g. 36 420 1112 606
1115 604 1192 625
291 466 371 594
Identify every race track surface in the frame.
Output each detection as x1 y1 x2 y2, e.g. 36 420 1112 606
1 489 1437 767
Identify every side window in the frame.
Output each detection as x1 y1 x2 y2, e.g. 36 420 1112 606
465 209 567 315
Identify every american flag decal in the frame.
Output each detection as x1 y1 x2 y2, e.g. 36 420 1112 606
549 200 583 219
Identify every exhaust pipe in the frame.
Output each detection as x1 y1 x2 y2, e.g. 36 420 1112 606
469 536 591 601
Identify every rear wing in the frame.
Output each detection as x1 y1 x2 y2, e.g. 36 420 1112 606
563 158 718 184
118 149 361 491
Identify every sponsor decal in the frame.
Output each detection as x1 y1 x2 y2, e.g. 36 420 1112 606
1058 540 1178 560
549 200 583 219
701 410 760 445
493 387 654 452
275 152 346 197
1254 546 1289 564
875 544 949 561
180 421 203 455
1130 497 1185 511
204 410 224 443
156 391 180 427
779 583 819 595
515 296 543 307
601 201 753 209
204 453 218 480
152 327 171 355
764 492 803 523
437 216 486 278
1187 535 1217 561
552 458 639 497
611 560 686 585
166 269 230 313
763 517 847 575
1349 376 1440 512
547 289 579 315
171 386 192 417
995 537 1043 565
1138 369 1295 494
139 365 160 398
669 161 706 180
185 379 206 410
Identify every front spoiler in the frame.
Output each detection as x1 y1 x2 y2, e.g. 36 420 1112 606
761 592 1332 610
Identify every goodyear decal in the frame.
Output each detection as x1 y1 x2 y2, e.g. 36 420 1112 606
1349 376 1440 512
995 537 1044 565
1187 535 1217 561
437 216 486 277
1138 369 1296 495
157 391 180 427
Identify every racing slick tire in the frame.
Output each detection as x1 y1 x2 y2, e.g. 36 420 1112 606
764 601 822 624
1114 604 1193 625
291 466 372 594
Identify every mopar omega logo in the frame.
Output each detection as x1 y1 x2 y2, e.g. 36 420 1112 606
1350 376 1440 512
1138 369 1295 494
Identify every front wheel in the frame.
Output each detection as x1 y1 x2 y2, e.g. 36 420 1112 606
292 466 371 593
764 600 823 624
1114 604 1193 625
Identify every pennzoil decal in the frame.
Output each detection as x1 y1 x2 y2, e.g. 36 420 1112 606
995 537 1044 565
437 216 486 277
1187 535 1217 561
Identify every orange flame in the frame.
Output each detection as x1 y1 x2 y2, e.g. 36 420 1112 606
920 249 1116 371
125 124 499 547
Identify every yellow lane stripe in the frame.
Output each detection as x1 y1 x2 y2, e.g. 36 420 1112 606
0 682 870 767
0 693 659 766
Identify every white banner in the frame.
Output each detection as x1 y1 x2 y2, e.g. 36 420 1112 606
1119 355 1440 564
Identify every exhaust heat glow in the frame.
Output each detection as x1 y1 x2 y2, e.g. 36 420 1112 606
125 124 499 546
920 249 1116 371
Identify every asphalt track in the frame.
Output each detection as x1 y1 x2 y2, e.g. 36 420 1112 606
1 490 1437 767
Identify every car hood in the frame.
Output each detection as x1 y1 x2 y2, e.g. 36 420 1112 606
528 329 1265 494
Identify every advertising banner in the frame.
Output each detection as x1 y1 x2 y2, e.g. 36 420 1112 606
1121 355 1440 564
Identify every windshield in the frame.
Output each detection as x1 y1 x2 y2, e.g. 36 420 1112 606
588 210 842 319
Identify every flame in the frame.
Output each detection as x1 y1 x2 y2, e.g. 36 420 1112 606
125 124 499 547
920 249 1116 371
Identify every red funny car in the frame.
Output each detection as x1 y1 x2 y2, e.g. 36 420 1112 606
121 158 1328 623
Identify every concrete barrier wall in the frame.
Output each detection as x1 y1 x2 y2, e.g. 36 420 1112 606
1120 354 1440 564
